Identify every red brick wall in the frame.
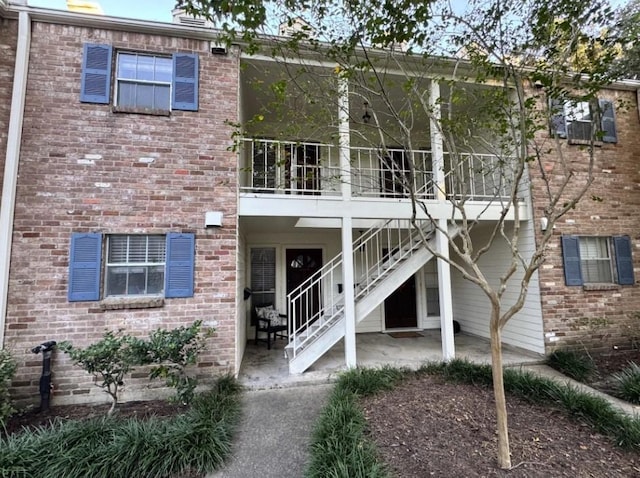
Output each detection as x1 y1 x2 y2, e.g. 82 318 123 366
530 89 640 353
0 18 18 188
5 21 239 404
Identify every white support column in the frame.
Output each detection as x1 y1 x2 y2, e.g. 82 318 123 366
436 219 455 361
338 76 356 368
0 12 31 348
342 216 356 367
430 80 455 360
429 80 445 200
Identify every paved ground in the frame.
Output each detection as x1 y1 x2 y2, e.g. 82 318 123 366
207 384 333 478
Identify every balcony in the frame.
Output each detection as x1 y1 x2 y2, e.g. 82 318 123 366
239 138 514 202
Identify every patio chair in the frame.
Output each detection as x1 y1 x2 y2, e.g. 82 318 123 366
254 304 288 350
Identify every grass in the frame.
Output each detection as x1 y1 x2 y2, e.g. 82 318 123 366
305 360 640 477
305 366 406 478
546 349 596 382
613 362 640 405
0 375 242 478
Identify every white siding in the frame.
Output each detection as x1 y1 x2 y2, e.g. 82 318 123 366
451 220 545 354
236 233 247 375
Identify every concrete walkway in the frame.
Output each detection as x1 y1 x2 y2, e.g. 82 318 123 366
208 384 333 478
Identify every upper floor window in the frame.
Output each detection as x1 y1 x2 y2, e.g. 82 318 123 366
80 43 199 112
562 235 634 286
116 53 172 111
549 98 617 144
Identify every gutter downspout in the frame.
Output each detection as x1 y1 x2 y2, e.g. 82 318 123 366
0 10 31 347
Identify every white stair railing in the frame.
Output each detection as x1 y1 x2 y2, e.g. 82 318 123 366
286 219 436 360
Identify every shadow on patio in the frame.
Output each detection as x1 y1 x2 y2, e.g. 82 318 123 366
238 331 545 390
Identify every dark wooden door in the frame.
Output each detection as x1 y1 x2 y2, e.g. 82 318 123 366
384 275 417 329
286 249 323 327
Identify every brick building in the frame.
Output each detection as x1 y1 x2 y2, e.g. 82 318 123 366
1 2 639 406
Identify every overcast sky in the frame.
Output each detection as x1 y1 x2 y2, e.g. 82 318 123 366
28 0 177 22
28 0 631 25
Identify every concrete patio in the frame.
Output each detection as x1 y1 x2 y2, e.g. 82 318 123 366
237 330 545 390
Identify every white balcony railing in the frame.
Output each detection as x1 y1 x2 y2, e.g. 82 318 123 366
239 138 512 200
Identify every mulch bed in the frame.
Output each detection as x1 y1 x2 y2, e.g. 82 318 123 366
361 374 640 477
4 399 185 437
360 348 640 477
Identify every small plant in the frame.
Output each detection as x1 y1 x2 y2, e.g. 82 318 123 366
133 321 212 405
613 362 640 405
547 349 596 382
0 349 17 429
59 331 137 415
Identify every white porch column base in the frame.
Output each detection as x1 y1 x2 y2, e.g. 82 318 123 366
437 218 455 361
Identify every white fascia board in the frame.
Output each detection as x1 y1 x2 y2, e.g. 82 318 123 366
239 195 529 221
7 3 224 41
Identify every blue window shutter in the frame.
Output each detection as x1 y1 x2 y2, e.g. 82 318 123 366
614 236 635 285
599 99 617 143
549 98 567 139
165 233 195 298
68 233 102 301
561 236 583 286
172 53 199 111
80 43 112 104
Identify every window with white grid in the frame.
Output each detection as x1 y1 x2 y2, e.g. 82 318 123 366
579 236 613 284
106 235 166 296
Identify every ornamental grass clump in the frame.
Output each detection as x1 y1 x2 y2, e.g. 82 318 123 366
547 349 596 382
613 362 640 405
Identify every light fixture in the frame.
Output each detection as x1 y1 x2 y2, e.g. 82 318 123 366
362 101 371 123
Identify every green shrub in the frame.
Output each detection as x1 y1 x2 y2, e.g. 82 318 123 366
613 362 640 405
547 349 596 382
60 322 213 412
130 320 213 405
0 349 17 429
59 331 138 415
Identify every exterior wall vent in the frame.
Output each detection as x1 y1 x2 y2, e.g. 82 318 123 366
171 8 213 28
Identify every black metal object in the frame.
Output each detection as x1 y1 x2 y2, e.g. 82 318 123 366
31 340 56 412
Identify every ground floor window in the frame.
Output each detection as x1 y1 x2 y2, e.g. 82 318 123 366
68 232 195 301
106 235 166 296
250 247 276 322
424 261 440 316
562 235 634 286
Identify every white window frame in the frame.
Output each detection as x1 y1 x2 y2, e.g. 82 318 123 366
564 100 593 141
114 52 172 111
105 235 166 297
579 236 613 284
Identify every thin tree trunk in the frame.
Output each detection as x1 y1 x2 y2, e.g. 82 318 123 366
490 306 511 469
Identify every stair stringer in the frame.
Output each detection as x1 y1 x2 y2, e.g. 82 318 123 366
288 232 450 375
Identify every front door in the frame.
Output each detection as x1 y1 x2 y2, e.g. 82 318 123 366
286 248 323 327
384 275 418 329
